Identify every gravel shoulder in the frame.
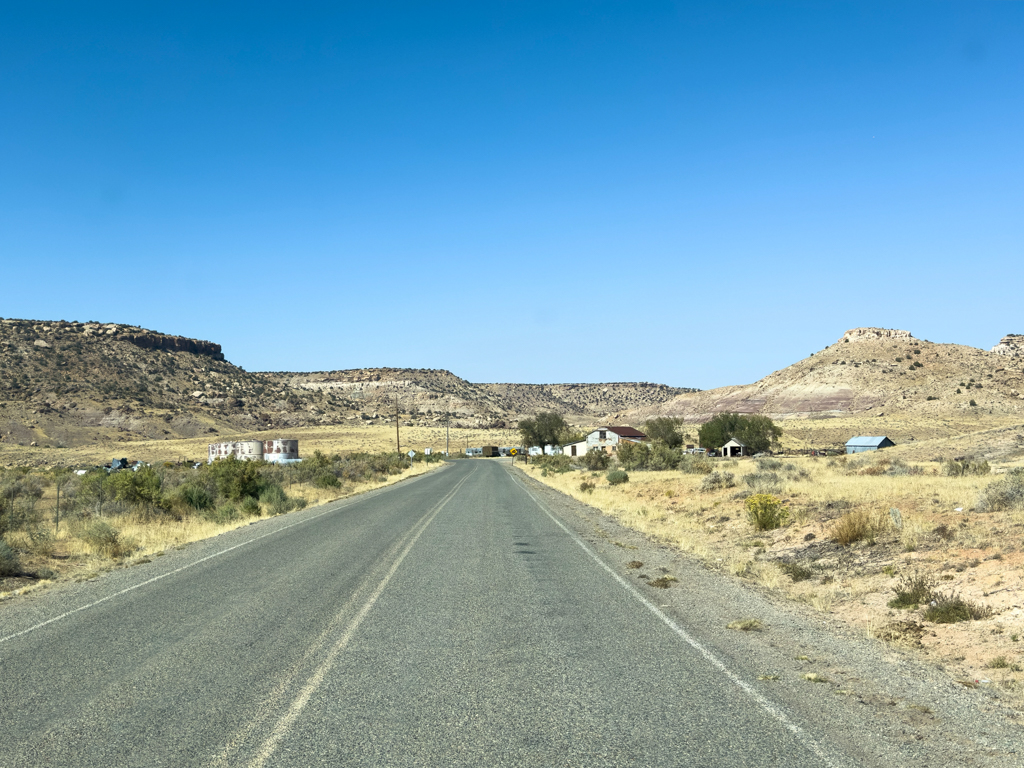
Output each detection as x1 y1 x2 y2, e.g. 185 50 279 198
514 466 1023 767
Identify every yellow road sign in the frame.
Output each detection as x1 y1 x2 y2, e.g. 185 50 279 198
510 448 517 456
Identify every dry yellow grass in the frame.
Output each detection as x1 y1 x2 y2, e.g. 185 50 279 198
521 452 1024 692
0 460 442 600
0 424 504 468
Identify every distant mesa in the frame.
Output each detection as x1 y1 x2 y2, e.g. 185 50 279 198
841 328 914 343
991 334 1024 358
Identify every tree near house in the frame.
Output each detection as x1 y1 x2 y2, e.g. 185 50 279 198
698 413 782 454
642 416 685 448
518 412 571 449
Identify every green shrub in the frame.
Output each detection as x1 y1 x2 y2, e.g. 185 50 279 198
924 592 991 623
259 483 293 515
756 458 783 471
678 454 713 475
578 481 595 493
888 573 933 609
81 520 133 558
581 450 611 471
177 482 214 511
647 443 681 471
976 470 1024 513
240 497 261 517
206 456 263 500
313 471 340 489
199 504 243 524
745 494 788 530
699 471 735 492
0 540 21 576
606 470 629 486
616 441 648 470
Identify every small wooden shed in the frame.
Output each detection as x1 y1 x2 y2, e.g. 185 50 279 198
721 438 748 458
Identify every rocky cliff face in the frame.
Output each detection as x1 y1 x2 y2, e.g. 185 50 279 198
842 327 914 343
119 332 223 360
0 319 223 360
991 334 1024 358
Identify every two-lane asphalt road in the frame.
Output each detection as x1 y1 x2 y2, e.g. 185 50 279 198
2 460 846 767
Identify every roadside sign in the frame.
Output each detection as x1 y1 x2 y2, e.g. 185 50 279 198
510 448 517 456
407 450 416 458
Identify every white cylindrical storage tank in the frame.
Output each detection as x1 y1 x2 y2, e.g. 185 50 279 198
236 440 264 461
263 439 299 463
208 442 234 463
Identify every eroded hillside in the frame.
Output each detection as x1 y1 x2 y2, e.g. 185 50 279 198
629 327 1024 455
0 318 692 454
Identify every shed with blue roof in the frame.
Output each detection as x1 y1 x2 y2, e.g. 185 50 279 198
845 436 895 454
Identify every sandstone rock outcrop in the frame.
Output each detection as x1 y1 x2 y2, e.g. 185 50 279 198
841 328 914 343
991 334 1024 358
119 332 224 360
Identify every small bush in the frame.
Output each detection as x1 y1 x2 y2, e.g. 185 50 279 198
976 471 1024 513
888 573 933 609
240 497 261 516
779 562 812 582
199 504 243 524
700 471 735 492
81 520 133 558
756 458 783 471
0 540 21 576
941 459 990 477
177 482 214 511
578 481 595 494
924 592 991 624
579 449 610 471
313 471 340 489
259 483 294 515
883 459 923 477
744 471 783 494
606 470 629 486
831 510 882 546
745 494 788 531
678 454 714 475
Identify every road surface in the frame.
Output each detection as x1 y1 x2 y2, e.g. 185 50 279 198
0 460 1007 766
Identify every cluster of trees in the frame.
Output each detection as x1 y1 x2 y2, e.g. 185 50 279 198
520 411 781 455
697 413 782 454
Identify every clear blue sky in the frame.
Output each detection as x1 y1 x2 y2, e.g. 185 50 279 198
2 2 1021 389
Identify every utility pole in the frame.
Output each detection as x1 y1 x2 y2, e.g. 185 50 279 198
446 395 450 457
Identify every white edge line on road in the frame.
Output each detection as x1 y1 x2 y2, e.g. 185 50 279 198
509 470 842 768
245 470 473 768
0 468 447 647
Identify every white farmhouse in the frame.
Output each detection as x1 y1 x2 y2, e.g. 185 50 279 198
563 426 648 457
